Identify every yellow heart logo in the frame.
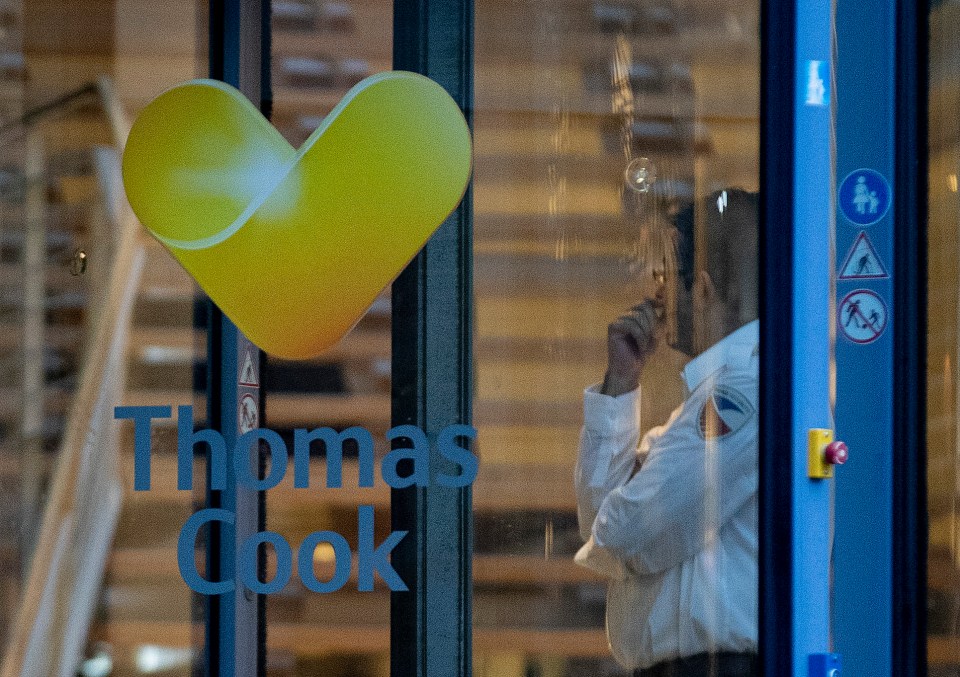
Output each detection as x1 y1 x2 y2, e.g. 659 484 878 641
122 72 472 359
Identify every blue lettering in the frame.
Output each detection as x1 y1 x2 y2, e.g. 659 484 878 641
298 531 351 593
178 508 234 595
436 424 479 488
357 505 408 591
382 425 430 488
114 405 171 491
235 427 287 490
239 530 292 594
177 405 226 491
293 426 375 489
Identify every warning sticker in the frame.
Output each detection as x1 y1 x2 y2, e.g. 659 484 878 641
838 289 888 344
239 347 259 387
238 393 258 434
838 231 889 280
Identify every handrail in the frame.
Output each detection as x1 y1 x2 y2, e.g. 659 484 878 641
0 83 98 140
0 78 145 677
96 76 132 149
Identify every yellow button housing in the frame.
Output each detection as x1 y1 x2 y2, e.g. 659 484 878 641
808 428 835 479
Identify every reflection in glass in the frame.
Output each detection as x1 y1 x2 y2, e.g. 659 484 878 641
0 0 207 674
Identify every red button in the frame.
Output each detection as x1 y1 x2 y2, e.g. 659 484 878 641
825 440 849 465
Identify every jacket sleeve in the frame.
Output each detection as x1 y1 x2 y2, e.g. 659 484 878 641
573 384 677 579
590 375 758 575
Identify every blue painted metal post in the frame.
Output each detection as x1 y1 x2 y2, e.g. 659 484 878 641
833 0 897 672
792 0 837 674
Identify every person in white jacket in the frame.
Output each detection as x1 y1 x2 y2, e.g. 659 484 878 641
575 189 759 677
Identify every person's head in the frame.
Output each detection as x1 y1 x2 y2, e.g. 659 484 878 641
669 188 759 356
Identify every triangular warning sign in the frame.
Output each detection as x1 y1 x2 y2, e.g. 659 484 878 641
838 231 889 280
239 348 259 387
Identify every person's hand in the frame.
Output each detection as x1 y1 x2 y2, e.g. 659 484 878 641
601 299 662 396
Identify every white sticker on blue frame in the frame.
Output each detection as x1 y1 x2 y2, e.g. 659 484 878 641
801 59 830 106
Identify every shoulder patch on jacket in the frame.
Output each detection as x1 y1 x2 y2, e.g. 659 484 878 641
698 384 755 440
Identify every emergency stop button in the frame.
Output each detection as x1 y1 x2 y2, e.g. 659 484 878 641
825 440 849 465
808 429 846 479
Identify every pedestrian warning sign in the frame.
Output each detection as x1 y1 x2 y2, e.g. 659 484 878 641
838 289 888 344
239 347 259 387
838 231 889 280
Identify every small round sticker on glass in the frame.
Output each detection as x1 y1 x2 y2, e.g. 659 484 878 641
838 169 891 226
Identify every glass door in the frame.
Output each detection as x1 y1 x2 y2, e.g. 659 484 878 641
464 0 836 675
927 0 960 673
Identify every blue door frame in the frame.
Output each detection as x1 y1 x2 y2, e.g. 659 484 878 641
788 1 836 671
759 0 837 674
833 0 897 673
832 0 928 674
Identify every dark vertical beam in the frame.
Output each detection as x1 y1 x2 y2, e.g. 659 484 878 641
206 1 269 676
256 4 271 674
758 0 795 673
892 0 928 672
391 1 474 676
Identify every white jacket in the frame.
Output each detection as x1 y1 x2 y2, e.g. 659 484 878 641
574 320 759 670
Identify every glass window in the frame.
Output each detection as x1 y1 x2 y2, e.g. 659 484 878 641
266 2 393 675
927 3 960 672
0 0 207 675
473 1 760 675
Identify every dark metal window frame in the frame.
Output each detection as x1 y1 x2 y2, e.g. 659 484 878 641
891 0 928 672
390 1 474 676
205 1 270 675
758 0 796 673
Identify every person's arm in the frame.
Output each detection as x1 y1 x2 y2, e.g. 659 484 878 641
591 371 758 575
575 299 660 537
573 389 679 580
573 300 662 579
574 385 643 542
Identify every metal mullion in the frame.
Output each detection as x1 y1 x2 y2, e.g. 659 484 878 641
391 1 474 676
205 1 269 675
759 0 796 672
762 0 836 670
891 0 928 671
